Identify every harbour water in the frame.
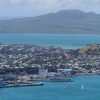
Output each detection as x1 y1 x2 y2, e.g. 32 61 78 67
0 33 100 49
0 33 100 100
0 75 100 100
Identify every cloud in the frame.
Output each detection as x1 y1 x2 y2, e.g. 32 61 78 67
0 0 11 8
11 0 66 10
0 0 100 13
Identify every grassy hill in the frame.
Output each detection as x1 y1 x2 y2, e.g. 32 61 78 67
79 44 100 55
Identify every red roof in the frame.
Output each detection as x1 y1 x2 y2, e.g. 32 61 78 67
64 53 71 57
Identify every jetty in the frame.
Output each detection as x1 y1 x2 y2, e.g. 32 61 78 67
0 79 44 88
0 82 44 88
32 78 74 82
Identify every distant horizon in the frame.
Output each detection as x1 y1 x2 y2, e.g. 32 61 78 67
0 9 99 19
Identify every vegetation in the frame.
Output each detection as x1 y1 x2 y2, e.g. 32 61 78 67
79 44 100 55
0 9 100 34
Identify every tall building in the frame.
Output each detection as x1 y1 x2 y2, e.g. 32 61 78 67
39 68 48 77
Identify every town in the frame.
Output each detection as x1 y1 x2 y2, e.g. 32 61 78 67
0 43 100 82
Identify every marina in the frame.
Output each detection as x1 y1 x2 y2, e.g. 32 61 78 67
0 75 100 100
0 79 44 88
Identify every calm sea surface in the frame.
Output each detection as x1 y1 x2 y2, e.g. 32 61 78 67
0 75 100 100
0 33 100 49
0 33 100 100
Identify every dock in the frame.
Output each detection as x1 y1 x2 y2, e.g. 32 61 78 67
32 78 74 82
0 82 44 88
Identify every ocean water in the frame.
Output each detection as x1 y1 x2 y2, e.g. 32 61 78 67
0 34 100 99
0 33 100 49
0 75 100 100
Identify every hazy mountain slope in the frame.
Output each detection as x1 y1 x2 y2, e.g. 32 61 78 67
0 9 100 34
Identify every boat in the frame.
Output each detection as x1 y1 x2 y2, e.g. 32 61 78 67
81 85 84 89
64 85 68 89
33 77 74 82
49 77 73 82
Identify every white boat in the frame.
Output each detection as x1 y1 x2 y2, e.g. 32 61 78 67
81 85 84 89
64 85 68 89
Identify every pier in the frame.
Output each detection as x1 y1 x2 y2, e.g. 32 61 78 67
0 79 44 88
0 82 44 88
32 78 74 82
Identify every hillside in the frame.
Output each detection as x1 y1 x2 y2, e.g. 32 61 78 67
79 44 100 55
0 9 100 34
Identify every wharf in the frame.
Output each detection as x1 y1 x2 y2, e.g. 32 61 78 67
0 82 44 88
32 78 74 82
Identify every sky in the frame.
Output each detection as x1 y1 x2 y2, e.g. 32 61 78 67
0 0 100 18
